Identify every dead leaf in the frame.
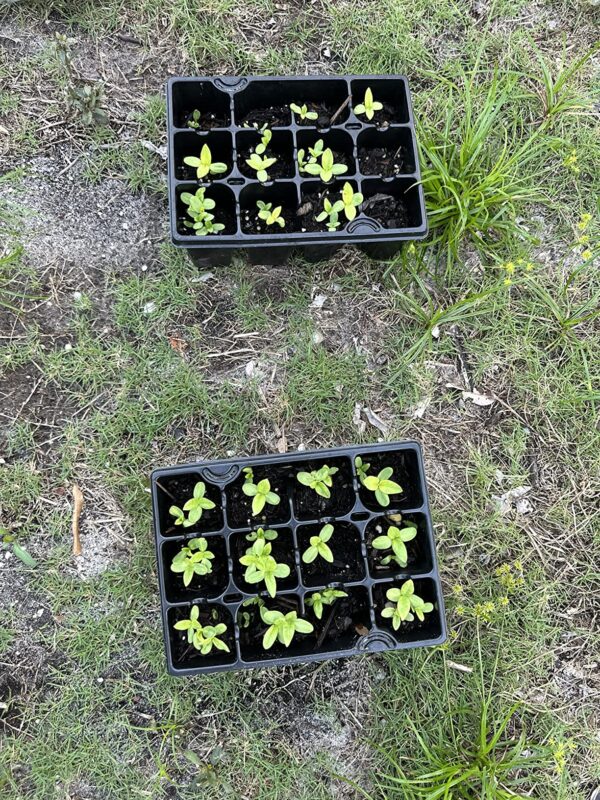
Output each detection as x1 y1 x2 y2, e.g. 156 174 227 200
140 139 167 160
355 624 369 636
492 486 532 515
462 389 495 406
363 406 389 435
168 336 187 354
310 294 327 309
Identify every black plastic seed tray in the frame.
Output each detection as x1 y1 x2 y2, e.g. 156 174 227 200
167 75 428 265
151 441 446 676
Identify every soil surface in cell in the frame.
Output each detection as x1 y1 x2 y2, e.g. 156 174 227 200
296 187 352 234
298 522 364 586
240 205 299 235
237 105 292 128
292 462 355 520
238 595 312 660
354 102 401 127
225 470 290 529
170 605 235 666
365 517 426 577
361 192 409 230
358 145 408 176
183 109 230 129
238 146 294 181
157 474 223 535
293 102 347 128
309 592 371 649
165 536 229 601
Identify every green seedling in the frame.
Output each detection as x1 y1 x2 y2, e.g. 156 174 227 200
260 606 314 649
239 538 290 598
372 524 416 568
187 109 201 129
316 197 343 231
355 456 370 485
1 529 37 567
302 523 334 564
303 146 348 182
256 200 285 228
381 580 433 629
169 481 216 527
245 527 278 543
242 473 280 516
192 217 225 236
183 144 228 179
255 127 272 155
296 465 339 498
68 83 108 126
170 537 215 587
363 467 402 507
339 181 363 221
290 102 318 122
305 589 348 620
354 87 383 121
173 606 230 654
245 152 277 183
181 187 219 234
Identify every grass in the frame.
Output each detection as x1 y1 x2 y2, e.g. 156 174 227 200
1 0 599 798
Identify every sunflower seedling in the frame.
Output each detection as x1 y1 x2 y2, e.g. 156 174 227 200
169 481 216 527
290 102 318 122
187 109 201 129
246 151 277 183
256 201 285 228
245 527 278 543
255 127 272 155
181 188 224 236
173 606 230 654
239 538 290 598
171 537 215 586
363 467 402 507
184 144 228 179
260 606 314 649
306 589 348 620
372 524 416 568
339 182 363 221
296 465 339 498
381 580 433 629
303 146 348 182
354 87 383 121
302 523 334 564
316 197 343 231
242 471 280 516
355 456 370 485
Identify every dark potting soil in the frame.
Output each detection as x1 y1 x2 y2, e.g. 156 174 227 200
225 467 291 529
293 103 343 129
237 146 295 181
184 109 229 130
156 473 224 536
177 209 237 237
358 145 407 177
163 535 229 602
308 589 371 648
296 188 346 234
365 516 426 578
237 105 292 128
240 206 299 235
361 192 409 230
291 459 355 521
356 102 399 128
170 604 236 667
176 161 232 182
297 522 364 587
230 528 298 594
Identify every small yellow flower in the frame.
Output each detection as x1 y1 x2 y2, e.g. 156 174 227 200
455 605 465 616
577 234 590 245
503 277 512 286
525 262 535 271
513 559 523 571
499 596 510 607
474 601 496 622
582 249 592 261
516 258 524 265
452 584 464 595
505 261 516 274
564 150 580 174
407 243 416 254
577 213 592 231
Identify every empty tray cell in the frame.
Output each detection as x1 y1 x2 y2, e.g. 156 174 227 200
291 455 355 521
305 586 371 652
155 470 224 537
357 127 416 176
356 446 423 511
239 182 300 235
174 130 234 181
171 80 231 129
175 183 237 237
236 129 295 182
296 129 355 180
225 463 292 529
162 534 229 603
298 521 365 587
230 527 298 595
285 78 351 128
372 578 442 642
233 80 294 127
169 603 236 669
238 593 314 661
297 179 361 234
360 178 424 230
366 512 432 579
350 79 409 126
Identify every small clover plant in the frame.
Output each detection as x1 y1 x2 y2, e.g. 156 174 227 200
302 523 334 564
296 464 339 498
372 524 416 568
245 527 278 543
354 87 383 121
183 144 228 179
171 537 215 586
187 108 201 129
303 146 348 182
239 538 290 598
255 127 272 155
169 481 216 527
339 181 363 221
260 606 314 649
381 580 434 629
173 606 230 654
242 473 280 516
363 467 402 507
290 102 318 122
316 197 343 231
355 456 370 486
306 589 348 620
257 200 285 228
246 152 277 183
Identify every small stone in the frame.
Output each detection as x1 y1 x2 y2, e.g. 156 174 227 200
64 343 72 351
142 301 156 315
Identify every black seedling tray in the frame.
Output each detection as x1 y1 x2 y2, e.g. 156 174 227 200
167 76 428 265
151 441 446 676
